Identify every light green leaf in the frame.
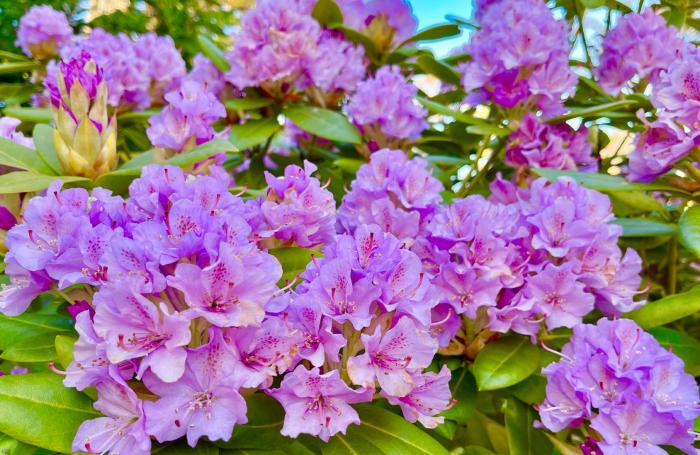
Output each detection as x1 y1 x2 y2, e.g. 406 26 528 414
1 334 57 363
229 117 281 151
164 138 236 167
532 168 684 194
0 433 36 455
627 285 700 328
312 0 343 26
268 247 321 285
416 96 491 126
609 191 667 214
399 23 461 47
648 327 700 375
0 137 55 175
197 35 230 72
507 374 547 405
117 110 160 122
119 150 156 170
0 373 99 453
284 104 361 144
224 98 274 111
333 158 364 174
0 172 90 195
505 398 552 455
55 335 78 370
545 99 639 123
1 108 51 124
415 55 461 85
322 404 449 455
473 336 540 391
612 218 678 237
0 62 40 75
32 124 62 175
679 205 700 258
0 313 72 350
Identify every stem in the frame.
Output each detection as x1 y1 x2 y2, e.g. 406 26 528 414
575 1 593 70
668 238 678 295
637 0 644 13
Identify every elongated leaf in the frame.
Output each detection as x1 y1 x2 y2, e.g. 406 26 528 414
220 442 315 455
1 108 51 124
154 440 220 454
532 168 684 194
416 96 490 126
197 35 230 72
119 150 156 170
217 394 291 450
0 433 36 455
32 124 61 175
545 99 639 123
648 327 700 375
610 191 667 214
333 158 364 174
466 124 510 137
679 205 700 258
284 104 361 144
269 247 321 285
0 172 89 195
1 333 57 363
0 373 99 453
508 374 547 405
627 285 700 328
332 25 379 61
505 398 552 455
442 367 477 424
612 218 678 237
0 137 55 175
164 138 236 167
117 110 160 122
0 62 40 75
415 55 461 85
399 24 461 46
0 313 72 350
55 335 77 369
224 98 274 111
312 0 343 26
229 118 281 150
323 404 449 455
473 336 540 391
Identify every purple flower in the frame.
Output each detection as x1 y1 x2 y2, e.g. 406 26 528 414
284 297 346 367
339 0 417 51
73 380 151 455
506 114 597 172
0 117 34 149
188 54 227 96
133 33 186 102
597 9 685 95
653 45 700 129
168 243 280 327
0 261 52 316
381 366 453 428
143 328 248 446
16 5 72 58
347 66 428 143
347 316 437 396
539 319 700 455
267 366 373 442
459 0 575 115
303 31 366 93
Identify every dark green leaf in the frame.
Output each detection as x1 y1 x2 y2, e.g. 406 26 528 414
217 394 290 450
442 367 476 424
415 55 461 85
648 327 700 375
0 373 99 453
312 0 343 26
197 35 230 72
269 247 321 285
507 374 547 405
0 137 56 175
1 334 57 363
679 205 700 258
331 25 379 62
229 118 281 150
0 62 40 75
224 98 275 111
220 442 315 455
399 24 461 46
284 104 361 144
505 398 552 455
154 440 220 454
0 313 72 351
531 168 685 195
0 108 51 124
32 124 62 175
0 172 90 195
323 404 449 455
473 336 540 391
627 285 700 328
612 218 678 237
463 447 497 455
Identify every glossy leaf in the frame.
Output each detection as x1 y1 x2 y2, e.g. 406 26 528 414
224 98 274 111
648 327 700 375
216 394 291 450
197 34 230 72
269 247 322 285
164 138 236 167
0 62 40 75
284 104 361 144
55 335 77 370
154 440 220 454
229 117 281 151
332 25 379 61
442 367 477 424
473 336 540 391
0 373 99 453
679 205 700 258
612 218 677 237
415 55 461 85
1 333 57 363
0 137 56 175
322 404 449 455
532 168 684 194
1 108 51 124
504 398 552 455
0 313 72 350
399 24 461 46
32 124 62 175
627 285 700 328
0 172 89 195
312 0 343 26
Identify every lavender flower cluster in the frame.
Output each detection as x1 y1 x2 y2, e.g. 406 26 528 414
460 0 576 116
15 5 72 59
539 318 700 454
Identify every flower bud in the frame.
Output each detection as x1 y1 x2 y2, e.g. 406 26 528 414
48 52 117 179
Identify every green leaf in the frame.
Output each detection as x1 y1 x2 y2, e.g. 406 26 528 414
164 138 236 167
119 150 156 170
0 373 99 453
332 26 379 62
0 108 51 124
545 434 580 455
473 336 540 391
229 117 281 150
441 367 477 424
196 34 230 72
323 404 449 455
224 98 274 111
0 433 36 455
54 335 77 370
1 334 57 363
531 168 684 194
466 124 510 137
0 172 90 195
221 442 314 455
117 110 160 122
505 398 552 455
217 394 291 450
154 440 220 454
0 137 56 175
0 62 40 75
312 0 343 26
0 313 72 350
507 374 547 405
627 285 700 328
32 124 62 175
545 99 639 123
463 447 497 455
333 158 364 174
679 205 700 258
284 104 361 144
609 191 667 214
612 218 678 237
416 96 491 126
399 24 461 46
648 327 700 375
269 247 321 285
415 55 461 85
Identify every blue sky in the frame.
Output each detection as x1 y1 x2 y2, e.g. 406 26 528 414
408 0 473 56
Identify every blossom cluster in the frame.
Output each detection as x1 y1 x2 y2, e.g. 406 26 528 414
15 5 72 59
339 0 418 51
460 0 576 116
539 318 700 454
